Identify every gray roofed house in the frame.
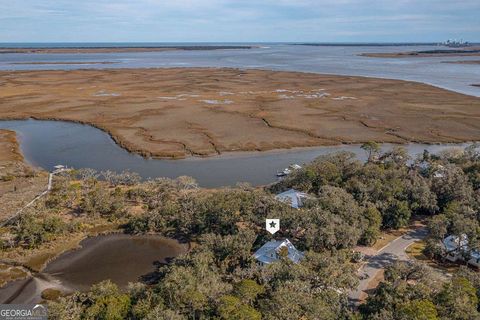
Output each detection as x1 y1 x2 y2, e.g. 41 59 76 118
253 239 304 266
443 234 480 268
275 189 310 208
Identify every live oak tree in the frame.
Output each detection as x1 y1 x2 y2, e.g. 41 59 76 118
217 295 261 320
435 276 479 320
360 261 480 320
361 141 381 162
11 144 478 319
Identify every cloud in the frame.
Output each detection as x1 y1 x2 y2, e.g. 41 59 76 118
0 0 478 42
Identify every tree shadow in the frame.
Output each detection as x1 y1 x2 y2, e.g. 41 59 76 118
139 257 176 285
366 252 399 269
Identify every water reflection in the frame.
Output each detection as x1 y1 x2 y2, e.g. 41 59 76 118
0 119 471 187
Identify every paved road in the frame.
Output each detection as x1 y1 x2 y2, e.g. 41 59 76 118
349 226 428 306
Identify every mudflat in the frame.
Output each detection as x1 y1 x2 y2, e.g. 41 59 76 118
0 68 480 158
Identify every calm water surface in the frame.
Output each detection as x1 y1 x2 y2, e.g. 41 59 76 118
0 234 186 304
0 119 472 187
0 44 479 97
0 44 478 186
43 234 186 290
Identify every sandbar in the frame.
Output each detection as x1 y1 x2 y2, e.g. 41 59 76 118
0 68 479 159
0 46 253 54
9 61 118 65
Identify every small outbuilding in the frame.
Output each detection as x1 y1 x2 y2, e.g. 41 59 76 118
253 239 304 266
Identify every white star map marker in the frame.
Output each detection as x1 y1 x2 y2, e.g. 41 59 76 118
266 219 280 234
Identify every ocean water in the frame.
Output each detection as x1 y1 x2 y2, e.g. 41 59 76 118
0 43 479 97
0 44 478 186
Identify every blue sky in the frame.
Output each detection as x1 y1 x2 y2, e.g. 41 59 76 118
1 0 479 42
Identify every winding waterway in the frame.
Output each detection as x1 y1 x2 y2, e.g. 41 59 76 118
1 44 478 186
0 44 478 305
0 119 472 187
1 43 478 307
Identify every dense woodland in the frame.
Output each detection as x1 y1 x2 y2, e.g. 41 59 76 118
1 143 480 319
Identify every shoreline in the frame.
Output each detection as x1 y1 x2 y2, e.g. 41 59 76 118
0 118 476 164
1 67 480 159
1 232 188 304
0 129 48 221
0 45 255 54
10 61 119 65
442 60 480 65
360 48 480 58
0 129 24 163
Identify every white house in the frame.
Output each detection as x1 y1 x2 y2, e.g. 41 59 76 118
442 234 480 268
443 234 468 262
432 165 446 179
275 189 309 209
253 239 304 266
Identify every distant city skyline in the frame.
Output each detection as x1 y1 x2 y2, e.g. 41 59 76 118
1 0 479 43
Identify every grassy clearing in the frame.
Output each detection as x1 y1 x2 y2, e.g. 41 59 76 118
0 168 47 221
41 288 64 301
405 240 428 261
406 240 457 276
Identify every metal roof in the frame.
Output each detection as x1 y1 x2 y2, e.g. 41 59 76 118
443 234 480 258
253 239 304 265
275 189 309 208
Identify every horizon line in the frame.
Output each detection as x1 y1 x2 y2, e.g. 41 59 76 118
1 41 479 45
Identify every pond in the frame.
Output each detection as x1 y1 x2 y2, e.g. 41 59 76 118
0 234 187 304
0 119 472 187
